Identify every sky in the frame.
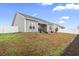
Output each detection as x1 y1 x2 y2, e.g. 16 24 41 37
0 3 79 29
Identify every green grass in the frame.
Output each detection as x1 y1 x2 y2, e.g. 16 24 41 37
0 33 18 41
0 32 76 56
48 43 67 56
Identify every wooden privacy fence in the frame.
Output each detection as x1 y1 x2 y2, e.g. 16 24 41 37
0 26 18 33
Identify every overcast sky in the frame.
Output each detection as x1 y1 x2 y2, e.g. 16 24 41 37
0 3 79 28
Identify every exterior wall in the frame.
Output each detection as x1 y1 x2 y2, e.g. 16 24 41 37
38 20 48 25
47 25 50 32
12 13 64 33
47 24 63 32
24 16 48 25
25 19 38 32
13 13 25 32
47 24 57 32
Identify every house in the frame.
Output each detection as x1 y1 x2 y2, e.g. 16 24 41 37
12 12 65 32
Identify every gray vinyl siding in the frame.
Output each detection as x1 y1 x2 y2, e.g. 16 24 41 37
25 19 38 32
13 13 25 32
12 12 64 32
47 24 59 32
47 25 49 32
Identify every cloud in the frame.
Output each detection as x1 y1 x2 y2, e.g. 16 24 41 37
53 6 65 11
59 20 65 24
59 16 70 24
60 16 70 20
40 3 53 6
53 4 79 11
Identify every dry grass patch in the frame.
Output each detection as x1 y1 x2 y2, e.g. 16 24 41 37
0 32 76 56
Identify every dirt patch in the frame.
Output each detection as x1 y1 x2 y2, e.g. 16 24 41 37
61 35 79 56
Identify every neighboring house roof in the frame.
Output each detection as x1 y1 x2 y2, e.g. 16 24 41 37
12 12 65 28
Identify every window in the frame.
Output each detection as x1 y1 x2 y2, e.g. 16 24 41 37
29 26 35 30
33 26 35 29
29 26 32 29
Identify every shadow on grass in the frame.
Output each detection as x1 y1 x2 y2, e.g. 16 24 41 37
61 34 79 56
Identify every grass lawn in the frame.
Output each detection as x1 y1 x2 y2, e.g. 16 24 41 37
0 32 76 56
